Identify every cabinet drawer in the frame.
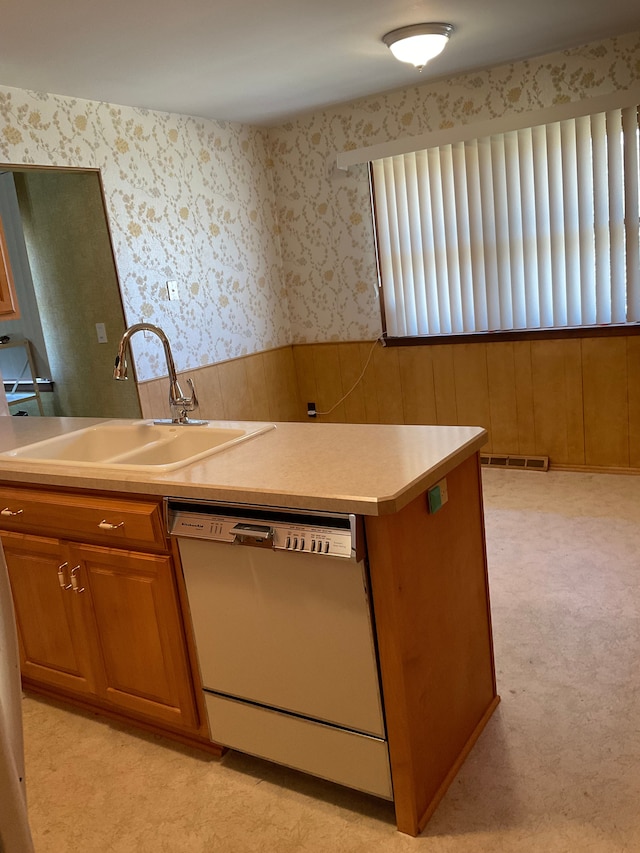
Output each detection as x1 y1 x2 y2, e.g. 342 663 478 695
0 486 167 551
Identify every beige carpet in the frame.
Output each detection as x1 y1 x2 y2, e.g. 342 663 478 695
22 468 640 852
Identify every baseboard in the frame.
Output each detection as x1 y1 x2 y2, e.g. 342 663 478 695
549 463 640 475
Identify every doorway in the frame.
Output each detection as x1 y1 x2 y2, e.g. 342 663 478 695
0 167 140 419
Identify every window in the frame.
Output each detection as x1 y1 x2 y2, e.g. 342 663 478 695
371 105 640 339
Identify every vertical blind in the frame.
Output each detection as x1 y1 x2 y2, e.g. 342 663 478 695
371 106 640 337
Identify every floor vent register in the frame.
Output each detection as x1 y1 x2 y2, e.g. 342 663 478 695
480 454 549 472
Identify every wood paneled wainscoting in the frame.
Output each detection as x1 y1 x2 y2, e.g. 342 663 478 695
137 336 640 472
137 345 302 425
292 336 640 472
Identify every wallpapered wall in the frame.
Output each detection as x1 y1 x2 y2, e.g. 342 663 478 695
0 30 639 383
270 29 640 344
0 90 286 381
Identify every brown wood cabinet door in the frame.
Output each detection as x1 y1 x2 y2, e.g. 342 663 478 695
0 215 20 319
1 531 97 695
71 543 198 730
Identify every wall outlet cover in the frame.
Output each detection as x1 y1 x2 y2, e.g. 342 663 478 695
427 478 448 513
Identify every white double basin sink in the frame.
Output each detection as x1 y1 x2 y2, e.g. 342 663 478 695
0 420 276 472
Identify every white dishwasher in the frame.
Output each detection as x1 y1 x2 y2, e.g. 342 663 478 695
167 499 392 799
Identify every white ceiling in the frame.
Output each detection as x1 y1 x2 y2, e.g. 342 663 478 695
1 0 640 126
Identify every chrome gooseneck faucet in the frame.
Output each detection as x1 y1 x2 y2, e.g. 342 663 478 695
114 323 206 425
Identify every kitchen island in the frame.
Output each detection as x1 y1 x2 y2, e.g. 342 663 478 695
0 417 498 836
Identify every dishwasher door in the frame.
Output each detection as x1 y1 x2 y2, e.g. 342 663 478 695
177 535 386 738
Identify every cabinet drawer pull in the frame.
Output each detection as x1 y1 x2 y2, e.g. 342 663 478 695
57 561 72 590
70 566 84 594
1 507 24 517
98 519 125 531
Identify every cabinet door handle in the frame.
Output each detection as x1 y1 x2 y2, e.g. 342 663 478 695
70 566 84 594
57 561 72 590
1 507 24 517
98 519 125 531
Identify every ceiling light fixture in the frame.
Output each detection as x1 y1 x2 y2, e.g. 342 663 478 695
382 23 453 71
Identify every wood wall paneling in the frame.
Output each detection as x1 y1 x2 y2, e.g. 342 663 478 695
371 344 403 424
627 337 640 469
452 344 491 444
139 348 302 423
243 353 271 421
293 344 319 421
485 343 518 455
312 343 347 423
530 339 584 466
397 347 437 425
337 342 369 423
136 382 152 420
563 340 586 466
191 360 225 421
138 336 640 470
582 337 629 468
138 376 171 421
512 341 536 456
262 347 302 421
430 346 458 426
353 342 379 423
216 358 254 421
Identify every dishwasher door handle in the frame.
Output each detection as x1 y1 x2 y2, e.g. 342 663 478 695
230 523 274 547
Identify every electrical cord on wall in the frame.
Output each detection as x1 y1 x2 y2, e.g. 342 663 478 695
313 336 384 417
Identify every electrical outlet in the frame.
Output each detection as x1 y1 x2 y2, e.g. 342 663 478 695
427 478 449 513
167 280 180 301
95 322 108 343
307 402 317 418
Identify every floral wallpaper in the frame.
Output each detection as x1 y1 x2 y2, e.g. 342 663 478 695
0 89 287 381
0 30 639 382
268 30 640 343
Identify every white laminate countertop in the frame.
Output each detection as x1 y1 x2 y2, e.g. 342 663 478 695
0 417 487 516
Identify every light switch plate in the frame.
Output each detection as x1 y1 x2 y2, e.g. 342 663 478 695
95 322 108 343
167 280 180 301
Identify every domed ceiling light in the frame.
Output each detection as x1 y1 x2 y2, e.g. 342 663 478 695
382 23 454 71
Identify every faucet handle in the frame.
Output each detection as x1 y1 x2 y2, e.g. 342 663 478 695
174 377 198 412
186 377 198 409
171 377 202 424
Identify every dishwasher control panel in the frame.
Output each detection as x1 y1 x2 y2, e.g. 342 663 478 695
274 522 352 558
167 502 358 559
